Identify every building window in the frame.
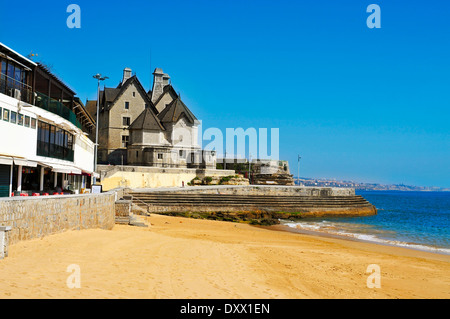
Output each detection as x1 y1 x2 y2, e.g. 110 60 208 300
0 107 2 120
122 116 131 126
179 150 184 157
125 101 129 109
136 151 139 158
36 120 74 161
18 113 23 125
10 111 16 124
24 115 30 127
3 109 9 122
121 135 129 148
31 118 36 129
132 92 135 97
157 153 163 160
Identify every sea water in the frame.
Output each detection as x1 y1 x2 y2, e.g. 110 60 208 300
281 191 450 255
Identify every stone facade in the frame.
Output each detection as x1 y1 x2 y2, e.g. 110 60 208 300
98 80 149 164
0 191 118 245
94 67 215 169
115 199 131 224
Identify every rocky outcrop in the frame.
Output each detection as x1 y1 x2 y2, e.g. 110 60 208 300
189 175 249 186
252 173 295 186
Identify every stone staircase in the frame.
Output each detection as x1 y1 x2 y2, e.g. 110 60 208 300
128 191 377 217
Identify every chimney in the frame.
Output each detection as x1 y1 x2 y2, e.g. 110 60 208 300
151 68 167 103
122 67 132 84
163 73 170 86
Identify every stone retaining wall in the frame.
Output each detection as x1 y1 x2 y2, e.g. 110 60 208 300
0 191 119 245
128 185 355 197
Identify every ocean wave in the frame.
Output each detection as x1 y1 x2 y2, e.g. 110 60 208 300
281 220 450 255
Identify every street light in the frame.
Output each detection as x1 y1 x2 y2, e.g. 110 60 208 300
248 155 252 184
297 155 301 186
92 74 108 185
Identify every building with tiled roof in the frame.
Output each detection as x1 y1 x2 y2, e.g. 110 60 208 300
93 67 215 169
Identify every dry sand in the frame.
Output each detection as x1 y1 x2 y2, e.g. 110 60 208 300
0 213 449 299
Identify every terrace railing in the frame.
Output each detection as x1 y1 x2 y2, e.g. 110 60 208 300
0 75 82 129
0 74 33 104
34 91 82 129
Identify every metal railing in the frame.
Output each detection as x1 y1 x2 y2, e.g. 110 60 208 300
34 91 82 129
0 74 33 104
0 74 82 129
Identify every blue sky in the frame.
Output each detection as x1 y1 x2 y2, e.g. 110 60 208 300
1 0 449 187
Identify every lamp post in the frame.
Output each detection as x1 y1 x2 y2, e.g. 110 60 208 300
297 155 301 186
92 74 108 185
248 155 252 184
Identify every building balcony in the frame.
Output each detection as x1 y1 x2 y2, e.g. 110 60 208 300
0 74 33 104
34 91 82 129
0 75 82 129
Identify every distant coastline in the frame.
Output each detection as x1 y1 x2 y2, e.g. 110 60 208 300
294 177 450 192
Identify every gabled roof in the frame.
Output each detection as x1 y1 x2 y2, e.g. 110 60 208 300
152 84 178 107
157 97 197 124
85 100 98 118
129 107 165 131
102 75 158 114
104 88 121 103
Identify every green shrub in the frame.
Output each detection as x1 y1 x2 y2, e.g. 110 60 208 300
204 176 213 184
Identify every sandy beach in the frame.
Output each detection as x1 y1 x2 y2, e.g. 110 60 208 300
0 213 449 299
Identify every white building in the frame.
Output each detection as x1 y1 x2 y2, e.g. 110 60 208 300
0 42 96 197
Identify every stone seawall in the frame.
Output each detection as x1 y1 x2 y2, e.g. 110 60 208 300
0 191 119 245
129 185 356 197
128 186 376 224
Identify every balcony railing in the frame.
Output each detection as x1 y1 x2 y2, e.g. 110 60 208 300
0 75 82 129
35 91 82 129
0 74 33 104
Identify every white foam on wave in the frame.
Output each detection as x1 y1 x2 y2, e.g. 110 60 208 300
281 220 450 255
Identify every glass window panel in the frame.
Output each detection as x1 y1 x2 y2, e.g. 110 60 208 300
17 113 23 125
37 121 42 140
0 60 5 75
44 123 50 143
67 134 73 149
38 122 44 141
0 107 2 120
3 109 9 121
25 115 30 127
31 118 36 129
10 111 17 124
14 66 21 82
50 126 55 144
21 71 26 84
7 63 14 77
64 131 68 148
